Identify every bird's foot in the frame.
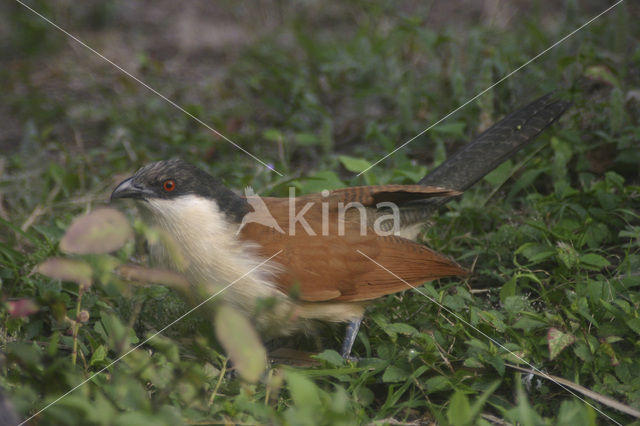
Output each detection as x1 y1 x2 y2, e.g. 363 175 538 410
342 354 360 363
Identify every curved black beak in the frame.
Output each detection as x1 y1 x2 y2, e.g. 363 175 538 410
110 177 152 202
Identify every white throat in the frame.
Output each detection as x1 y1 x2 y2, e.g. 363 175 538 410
140 195 285 312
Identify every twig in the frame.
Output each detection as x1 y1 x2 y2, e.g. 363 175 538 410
208 358 227 406
506 363 640 418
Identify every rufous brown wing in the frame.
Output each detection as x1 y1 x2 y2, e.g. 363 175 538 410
238 185 468 302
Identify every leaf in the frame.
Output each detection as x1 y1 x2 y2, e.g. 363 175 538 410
262 128 283 142
338 155 372 173
90 345 107 367
584 65 619 87
382 365 409 383
483 160 513 186
547 328 576 360
7 299 39 318
447 390 471 426
499 276 517 302
99 312 138 348
468 380 501 422
486 355 505 376
6 342 42 366
384 323 418 336
579 253 610 270
38 257 92 288
626 318 640 335
297 171 344 193
215 305 266 383
295 132 320 146
512 317 545 331
432 121 466 137
557 400 596 425
425 376 450 393
117 264 190 289
60 208 133 254
313 350 345 367
508 167 547 199
573 341 593 362
516 242 555 264
285 370 321 409
599 341 619 366
556 242 579 269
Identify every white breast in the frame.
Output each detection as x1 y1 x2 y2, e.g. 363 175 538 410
140 196 298 330
138 194 365 335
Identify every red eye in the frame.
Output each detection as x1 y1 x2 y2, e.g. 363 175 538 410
163 179 176 192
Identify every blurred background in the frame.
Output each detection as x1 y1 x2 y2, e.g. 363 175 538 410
2 0 637 216
1 1 639 424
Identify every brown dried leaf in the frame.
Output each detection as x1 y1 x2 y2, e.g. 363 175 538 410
7 299 39 318
117 264 190 289
60 208 133 254
38 257 92 288
215 305 267 383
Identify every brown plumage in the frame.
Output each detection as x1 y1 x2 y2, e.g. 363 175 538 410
238 185 467 303
110 93 570 355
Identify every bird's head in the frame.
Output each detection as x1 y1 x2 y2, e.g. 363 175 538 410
110 159 249 223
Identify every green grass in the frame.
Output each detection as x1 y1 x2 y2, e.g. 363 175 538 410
1 1 640 424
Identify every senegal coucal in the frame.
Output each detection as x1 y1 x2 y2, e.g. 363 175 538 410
111 93 570 357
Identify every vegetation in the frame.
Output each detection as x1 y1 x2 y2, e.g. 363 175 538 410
1 1 639 424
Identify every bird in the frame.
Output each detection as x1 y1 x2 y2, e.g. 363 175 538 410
111 93 570 358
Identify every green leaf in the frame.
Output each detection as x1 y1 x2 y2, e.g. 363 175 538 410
295 132 320 146
551 136 572 181
547 328 576 360
500 276 517 302
382 365 409 383
584 65 619 87
483 160 513 186
215 305 267 383
512 317 546 331
297 171 344 193
503 296 527 314
486 355 505 376
338 155 372 173
583 222 609 249
6 342 42 366
90 345 107 367
60 208 133 254
384 323 419 336
425 376 450 393
432 121 466 137
579 253 610 270
557 399 597 425
262 128 283 142
508 168 547 199
313 350 345 367
468 380 501 422
573 341 593 362
286 369 321 409
556 242 579 269
625 318 640 335
463 357 483 369
447 390 471 425
516 243 555 264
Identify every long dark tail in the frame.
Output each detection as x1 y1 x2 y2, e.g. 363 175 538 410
415 92 571 215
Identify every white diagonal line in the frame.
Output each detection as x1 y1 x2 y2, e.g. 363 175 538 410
357 0 624 177
357 249 622 425
14 0 283 177
19 250 282 425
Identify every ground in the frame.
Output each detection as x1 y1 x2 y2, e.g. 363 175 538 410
1 1 639 424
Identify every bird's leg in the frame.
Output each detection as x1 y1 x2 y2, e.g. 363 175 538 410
340 316 363 359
